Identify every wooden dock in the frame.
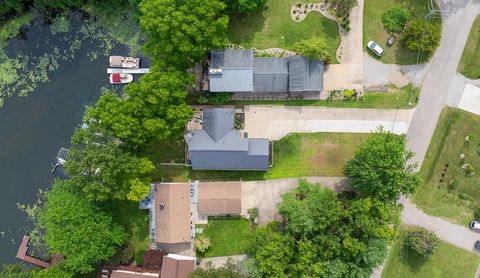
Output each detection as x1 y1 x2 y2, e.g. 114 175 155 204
107 68 150 74
16 235 51 268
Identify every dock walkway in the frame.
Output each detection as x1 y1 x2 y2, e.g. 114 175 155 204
16 235 51 268
107 68 150 74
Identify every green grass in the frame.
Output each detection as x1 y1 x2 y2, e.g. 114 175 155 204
110 201 150 264
363 0 441 64
230 84 419 109
414 108 480 225
382 226 480 278
458 15 480 79
196 217 251 258
227 0 341 63
149 132 369 182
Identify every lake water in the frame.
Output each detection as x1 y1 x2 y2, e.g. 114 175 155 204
0 15 129 266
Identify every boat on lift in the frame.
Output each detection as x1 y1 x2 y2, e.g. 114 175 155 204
109 56 140 68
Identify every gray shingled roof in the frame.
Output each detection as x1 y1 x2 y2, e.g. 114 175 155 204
287 56 324 92
185 108 269 171
209 49 254 92
253 57 289 93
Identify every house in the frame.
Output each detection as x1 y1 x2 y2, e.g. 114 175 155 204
109 270 160 278
207 48 324 93
153 183 192 252
184 108 270 171
198 182 242 216
161 254 196 278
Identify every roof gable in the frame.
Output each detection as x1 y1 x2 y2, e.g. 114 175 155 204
202 108 234 142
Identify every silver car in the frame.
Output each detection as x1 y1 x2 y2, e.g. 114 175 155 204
470 220 480 230
367 40 384 57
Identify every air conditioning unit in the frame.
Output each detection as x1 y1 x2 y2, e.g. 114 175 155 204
159 203 166 209
209 68 223 75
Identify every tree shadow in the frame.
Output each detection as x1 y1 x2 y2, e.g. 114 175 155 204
227 11 267 46
399 241 430 273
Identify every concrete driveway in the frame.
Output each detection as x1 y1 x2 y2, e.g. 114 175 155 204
241 177 348 224
244 105 415 140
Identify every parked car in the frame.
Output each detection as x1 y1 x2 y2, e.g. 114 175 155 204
475 241 480 252
470 220 480 231
367 40 384 56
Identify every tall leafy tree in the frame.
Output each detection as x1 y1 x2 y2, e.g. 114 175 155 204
294 37 331 63
401 18 441 52
87 72 193 146
39 180 127 274
344 128 421 202
65 126 154 201
140 0 229 69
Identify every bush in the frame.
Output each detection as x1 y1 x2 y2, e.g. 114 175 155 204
447 179 458 192
330 9 336 15
462 163 475 176
343 89 355 99
405 229 440 257
381 6 410 33
197 92 232 105
474 207 480 219
195 234 211 253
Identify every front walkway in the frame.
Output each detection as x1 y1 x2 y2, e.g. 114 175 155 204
198 255 247 268
243 105 415 140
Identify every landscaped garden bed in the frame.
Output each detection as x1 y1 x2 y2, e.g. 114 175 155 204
414 108 480 225
227 0 341 63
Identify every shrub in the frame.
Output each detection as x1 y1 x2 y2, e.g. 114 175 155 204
447 179 458 192
343 89 355 99
405 229 440 257
197 93 232 105
296 15 300 20
330 9 336 15
195 234 211 253
381 6 410 33
462 163 475 176
296 2 302 8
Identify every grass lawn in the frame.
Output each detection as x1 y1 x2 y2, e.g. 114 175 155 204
110 201 150 264
414 108 480 225
230 84 419 109
148 132 368 182
196 217 251 258
363 0 441 64
458 15 480 79
227 0 341 63
382 226 480 278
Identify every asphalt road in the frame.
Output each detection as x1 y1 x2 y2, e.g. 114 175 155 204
406 0 480 166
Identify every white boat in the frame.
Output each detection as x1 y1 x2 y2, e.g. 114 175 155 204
109 56 140 68
110 73 133 84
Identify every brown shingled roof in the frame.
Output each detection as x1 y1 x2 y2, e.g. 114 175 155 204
110 270 159 278
154 183 191 244
198 182 242 215
161 255 195 278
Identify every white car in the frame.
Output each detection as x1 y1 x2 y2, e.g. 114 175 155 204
470 220 480 230
367 41 384 57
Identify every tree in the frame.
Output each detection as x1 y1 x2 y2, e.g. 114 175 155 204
294 37 331 62
194 234 211 254
39 180 127 273
65 127 154 202
401 19 441 52
86 72 193 146
405 229 440 257
248 181 397 277
140 0 229 69
331 0 357 18
381 6 410 33
344 128 421 202
189 259 243 278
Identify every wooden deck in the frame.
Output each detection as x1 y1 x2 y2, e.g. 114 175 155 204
16 235 51 268
107 68 150 74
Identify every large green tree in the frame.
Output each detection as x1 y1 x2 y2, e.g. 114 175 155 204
65 127 154 201
86 71 193 146
140 0 229 69
248 181 399 278
39 179 127 274
344 128 421 202
401 18 441 52
294 37 331 63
